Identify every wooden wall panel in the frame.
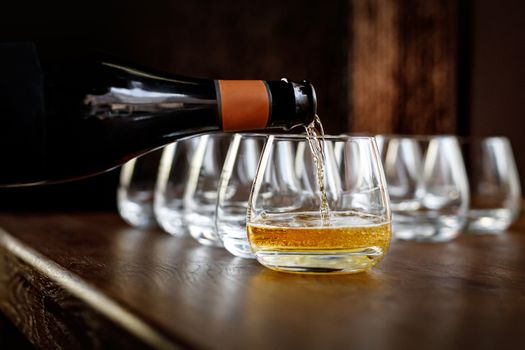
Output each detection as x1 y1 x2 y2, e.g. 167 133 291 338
350 0 400 134
350 0 458 134
470 0 525 186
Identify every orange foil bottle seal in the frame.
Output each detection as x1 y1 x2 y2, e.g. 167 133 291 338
216 80 270 131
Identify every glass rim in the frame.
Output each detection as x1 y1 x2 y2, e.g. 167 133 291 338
457 135 510 143
376 134 511 144
178 132 235 142
233 132 271 138
176 132 233 141
267 134 376 142
376 134 459 141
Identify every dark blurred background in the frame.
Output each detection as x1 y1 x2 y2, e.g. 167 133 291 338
0 0 523 211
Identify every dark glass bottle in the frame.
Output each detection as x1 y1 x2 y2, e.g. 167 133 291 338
0 43 316 186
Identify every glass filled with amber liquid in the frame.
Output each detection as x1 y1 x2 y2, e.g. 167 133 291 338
247 133 392 274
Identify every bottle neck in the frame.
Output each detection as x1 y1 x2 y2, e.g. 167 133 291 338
216 79 317 132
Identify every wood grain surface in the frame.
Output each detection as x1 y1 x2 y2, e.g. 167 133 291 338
350 0 458 134
0 212 524 349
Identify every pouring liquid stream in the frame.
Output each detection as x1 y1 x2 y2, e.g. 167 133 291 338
304 115 331 224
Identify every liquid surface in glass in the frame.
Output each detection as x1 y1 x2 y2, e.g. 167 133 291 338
248 211 391 252
248 212 391 273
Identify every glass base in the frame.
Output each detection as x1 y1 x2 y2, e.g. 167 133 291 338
254 248 385 274
118 199 156 229
186 212 222 247
465 208 513 233
223 236 255 259
393 214 465 242
155 206 187 237
188 225 223 247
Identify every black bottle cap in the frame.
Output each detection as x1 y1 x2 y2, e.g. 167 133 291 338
292 80 317 125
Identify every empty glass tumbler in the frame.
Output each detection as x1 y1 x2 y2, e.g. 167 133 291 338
461 137 521 233
154 137 200 236
377 135 469 242
184 133 233 246
216 133 267 258
117 149 163 228
247 135 391 274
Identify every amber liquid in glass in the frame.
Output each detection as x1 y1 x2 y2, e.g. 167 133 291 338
249 212 391 251
248 212 392 273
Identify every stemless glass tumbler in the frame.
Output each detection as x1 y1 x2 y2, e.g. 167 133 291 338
461 137 521 233
154 137 200 237
117 149 163 228
216 133 267 258
247 135 391 274
377 135 469 242
184 133 233 246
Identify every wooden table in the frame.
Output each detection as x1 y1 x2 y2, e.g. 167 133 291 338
0 212 524 349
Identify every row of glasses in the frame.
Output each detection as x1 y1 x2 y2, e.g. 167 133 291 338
376 135 521 242
377 136 469 241
117 133 520 273
153 133 259 252
132 133 275 257
118 133 392 274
